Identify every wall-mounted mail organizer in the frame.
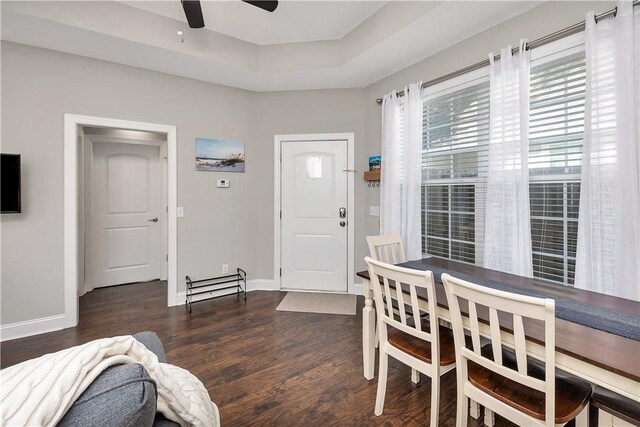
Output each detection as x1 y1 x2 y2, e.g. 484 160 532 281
364 170 380 187
185 268 246 313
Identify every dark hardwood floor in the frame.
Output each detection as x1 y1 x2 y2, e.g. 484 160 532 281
1 282 515 426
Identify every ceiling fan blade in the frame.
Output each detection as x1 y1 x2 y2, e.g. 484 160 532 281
242 1 278 13
181 0 205 28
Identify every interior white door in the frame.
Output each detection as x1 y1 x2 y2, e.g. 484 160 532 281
91 142 162 287
281 140 348 292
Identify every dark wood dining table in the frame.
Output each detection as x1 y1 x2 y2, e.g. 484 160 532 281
357 257 640 403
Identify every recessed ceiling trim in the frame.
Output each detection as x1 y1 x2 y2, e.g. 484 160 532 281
1 1 544 92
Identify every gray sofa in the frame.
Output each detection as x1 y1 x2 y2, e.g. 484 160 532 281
57 332 181 427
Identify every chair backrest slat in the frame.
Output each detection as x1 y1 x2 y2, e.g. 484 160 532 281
468 301 482 354
442 273 556 426
388 245 398 264
395 280 408 325
489 308 503 366
382 276 393 320
513 314 528 375
409 286 422 332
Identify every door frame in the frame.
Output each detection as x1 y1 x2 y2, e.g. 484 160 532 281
84 134 169 290
64 114 178 328
273 133 355 294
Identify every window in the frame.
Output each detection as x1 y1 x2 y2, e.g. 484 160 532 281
421 42 585 286
528 51 585 284
422 79 490 264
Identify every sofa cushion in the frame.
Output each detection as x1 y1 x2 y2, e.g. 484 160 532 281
133 331 167 363
57 363 157 427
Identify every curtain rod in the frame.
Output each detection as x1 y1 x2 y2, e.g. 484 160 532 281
375 0 638 104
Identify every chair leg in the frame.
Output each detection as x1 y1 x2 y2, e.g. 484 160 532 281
469 400 480 419
411 368 419 384
457 388 468 426
374 351 389 416
484 408 495 427
588 403 599 427
375 328 379 349
429 373 440 426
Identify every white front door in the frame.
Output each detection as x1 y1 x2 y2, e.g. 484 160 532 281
281 140 348 292
91 142 162 287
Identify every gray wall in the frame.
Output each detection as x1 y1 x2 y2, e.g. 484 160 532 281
0 0 613 326
253 89 367 279
362 0 614 245
0 41 259 324
0 42 367 325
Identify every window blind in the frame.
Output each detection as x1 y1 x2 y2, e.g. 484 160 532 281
422 80 490 264
419 49 585 286
528 51 585 284
529 52 585 177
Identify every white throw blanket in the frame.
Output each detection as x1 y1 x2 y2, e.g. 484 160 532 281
0 335 220 427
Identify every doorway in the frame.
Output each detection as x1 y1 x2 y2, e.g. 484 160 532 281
84 130 167 291
64 115 178 329
274 133 355 294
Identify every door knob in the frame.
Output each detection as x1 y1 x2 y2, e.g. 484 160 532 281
148 217 159 222
340 221 346 227
339 207 346 218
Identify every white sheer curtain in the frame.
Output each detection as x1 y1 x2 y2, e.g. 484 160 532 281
380 91 402 238
402 82 424 260
483 39 533 277
380 84 423 260
575 2 640 301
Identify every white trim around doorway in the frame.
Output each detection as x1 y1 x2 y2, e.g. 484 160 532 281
64 114 178 329
273 133 355 295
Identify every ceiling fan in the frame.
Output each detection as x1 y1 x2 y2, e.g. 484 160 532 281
180 0 278 29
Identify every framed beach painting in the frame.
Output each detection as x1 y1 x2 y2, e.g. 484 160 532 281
195 138 245 172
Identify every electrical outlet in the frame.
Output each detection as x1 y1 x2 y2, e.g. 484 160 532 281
369 206 380 216
176 207 184 217
222 264 229 274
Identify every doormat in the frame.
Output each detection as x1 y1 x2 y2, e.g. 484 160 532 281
276 292 356 315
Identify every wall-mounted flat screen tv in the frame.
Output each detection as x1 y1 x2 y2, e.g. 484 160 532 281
1 154 21 213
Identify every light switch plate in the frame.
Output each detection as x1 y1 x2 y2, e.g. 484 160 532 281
369 206 380 217
177 207 184 217
217 179 230 188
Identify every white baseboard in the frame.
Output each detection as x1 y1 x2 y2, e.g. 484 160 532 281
255 279 362 295
0 314 66 342
246 279 276 292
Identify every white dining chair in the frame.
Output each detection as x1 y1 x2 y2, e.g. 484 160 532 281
365 257 457 425
366 233 407 265
366 234 421 383
442 273 592 427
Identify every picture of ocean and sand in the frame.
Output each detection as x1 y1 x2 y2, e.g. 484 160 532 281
196 138 245 172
